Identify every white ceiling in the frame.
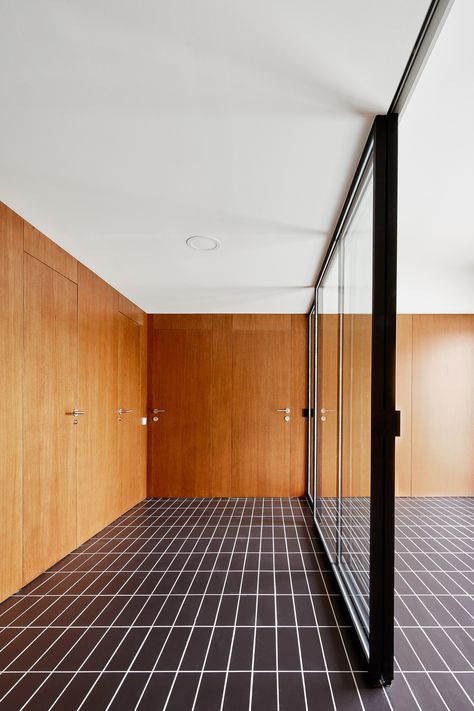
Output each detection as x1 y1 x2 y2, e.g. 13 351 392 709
0 0 430 313
398 0 474 313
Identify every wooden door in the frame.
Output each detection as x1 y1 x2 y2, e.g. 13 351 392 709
149 325 213 497
77 266 119 543
341 313 371 497
0 204 23 601
231 323 291 497
118 313 142 510
23 254 78 582
316 314 339 498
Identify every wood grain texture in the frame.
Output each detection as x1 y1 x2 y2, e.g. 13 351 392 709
340 314 371 498
148 314 304 498
152 314 213 330
23 254 78 584
149 327 213 497
77 265 120 544
0 204 24 602
395 315 413 497
211 316 233 497
138 314 148 501
290 315 308 497
118 293 144 326
231 328 291 497
316 314 339 498
411 315 474 496
232 314 292 331
24 221 77 283
118 313 143 511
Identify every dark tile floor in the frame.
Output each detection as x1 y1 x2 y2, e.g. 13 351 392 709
0 497 472 710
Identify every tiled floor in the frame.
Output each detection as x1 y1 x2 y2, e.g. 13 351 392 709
393 497 474 710
0 497 472 710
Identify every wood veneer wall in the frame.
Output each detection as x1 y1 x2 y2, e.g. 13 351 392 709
395 314 474 497
0 202 147 603
147 314 308 498
0 205 23 602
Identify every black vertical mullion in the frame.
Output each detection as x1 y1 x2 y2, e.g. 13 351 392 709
369 114 398 686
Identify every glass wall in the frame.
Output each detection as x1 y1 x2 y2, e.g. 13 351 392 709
339 165 373 635
309 115 398 685
314 249 340 564
313 160 373 638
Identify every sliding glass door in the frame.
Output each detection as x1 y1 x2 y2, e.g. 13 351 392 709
310 115 398 685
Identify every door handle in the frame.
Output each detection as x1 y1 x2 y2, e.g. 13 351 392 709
320 408 336 414
275 408 290 414
66 409 85 416
117 408 133 415
153 409 166 414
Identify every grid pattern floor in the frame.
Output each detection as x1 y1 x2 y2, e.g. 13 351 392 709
0 497 471 710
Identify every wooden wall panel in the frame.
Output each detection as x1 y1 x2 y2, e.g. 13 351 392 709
153 314 213 330
118 313 143 511
341 314 371 498
232 314 292 331
411 315 474 497
138 314 148 502
118 293 144 325
231 328 291 497
77 265 120 543
316 314 339 498
290 315 308 497
24 221 77 283
395 315 413 497
23 255 78 583
0 204 23 601
0 202 146 601
148 314 305 498
211 316 233 497
149 326 213 497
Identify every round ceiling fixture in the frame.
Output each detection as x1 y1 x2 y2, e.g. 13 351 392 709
186 235 221 251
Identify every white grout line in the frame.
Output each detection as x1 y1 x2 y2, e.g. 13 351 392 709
280 499 309 711
246 499 266 711
289 500 337 710
187 499 249 710
0 496 471 711
17 497 199 710
105 498 236 710
297 499 366 711
219 499 257 711
78 497 220 710
0 499 179 705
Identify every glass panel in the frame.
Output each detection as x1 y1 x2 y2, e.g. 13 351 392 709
315 248 340 563
314 158 374 641
339 167 373 634
307 308 315 502
312 116 397 681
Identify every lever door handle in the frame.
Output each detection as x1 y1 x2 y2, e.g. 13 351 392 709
153 409 166 414
320 408 336 414
66 409 85 416
117 408 133 415
275 408 290 414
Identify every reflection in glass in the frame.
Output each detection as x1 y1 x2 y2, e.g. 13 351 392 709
315 249 340 564
339 168 373 633
314 161 373 637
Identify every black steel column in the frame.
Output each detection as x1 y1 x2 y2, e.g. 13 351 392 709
369 113 398 686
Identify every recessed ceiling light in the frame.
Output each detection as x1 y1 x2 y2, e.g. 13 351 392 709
186 235 221 251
